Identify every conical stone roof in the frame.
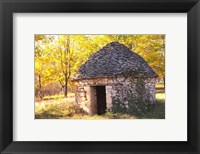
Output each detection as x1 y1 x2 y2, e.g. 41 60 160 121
73 41 158 80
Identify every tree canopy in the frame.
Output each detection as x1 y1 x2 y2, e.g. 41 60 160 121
35 34 165 98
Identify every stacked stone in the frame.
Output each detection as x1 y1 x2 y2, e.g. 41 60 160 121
75 77 157 114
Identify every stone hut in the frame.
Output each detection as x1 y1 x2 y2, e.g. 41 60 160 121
72 41 158 115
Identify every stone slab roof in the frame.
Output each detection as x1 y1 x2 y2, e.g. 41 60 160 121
73 41 158 80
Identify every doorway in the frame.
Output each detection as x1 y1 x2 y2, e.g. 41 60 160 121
96 86 106 115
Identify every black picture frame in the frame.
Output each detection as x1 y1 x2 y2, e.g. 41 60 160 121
0 0 200 154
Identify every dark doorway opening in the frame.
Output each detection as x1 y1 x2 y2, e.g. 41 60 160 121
96 86 106 115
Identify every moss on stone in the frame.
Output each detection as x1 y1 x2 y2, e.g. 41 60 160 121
111 77 155 115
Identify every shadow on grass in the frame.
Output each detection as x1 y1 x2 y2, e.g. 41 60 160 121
133 100 165 119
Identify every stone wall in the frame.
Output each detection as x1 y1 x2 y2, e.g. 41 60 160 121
74 77 156 114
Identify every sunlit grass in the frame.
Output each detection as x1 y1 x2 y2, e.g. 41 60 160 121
156 91 165 102
43 93 75 100
35 90 165 119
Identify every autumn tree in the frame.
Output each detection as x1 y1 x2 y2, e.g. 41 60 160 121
35 35 55 98
48 35 93 97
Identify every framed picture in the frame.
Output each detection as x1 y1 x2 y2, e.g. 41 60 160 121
0 0 200 153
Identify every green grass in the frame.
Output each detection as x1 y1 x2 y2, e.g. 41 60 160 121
35 90 165 119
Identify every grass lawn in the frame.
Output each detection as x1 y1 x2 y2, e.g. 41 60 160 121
35 90 165 119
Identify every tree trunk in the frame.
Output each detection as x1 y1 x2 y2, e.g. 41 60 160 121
64 77 68 97
163 77 165 89
64 36 70 98
38 75 43 99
